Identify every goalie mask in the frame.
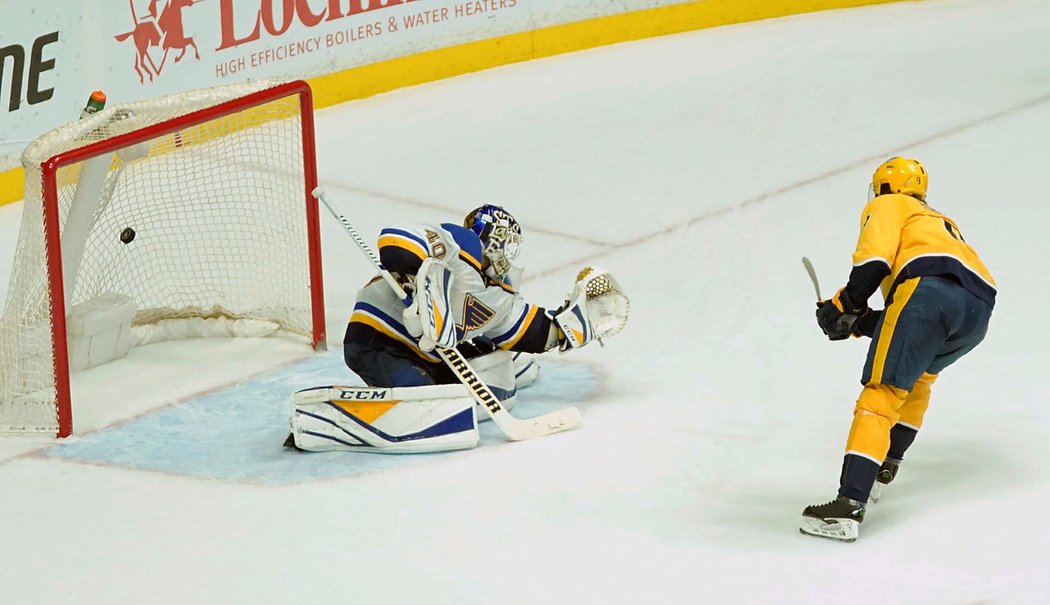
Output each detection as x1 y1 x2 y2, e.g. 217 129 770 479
464 204 523 281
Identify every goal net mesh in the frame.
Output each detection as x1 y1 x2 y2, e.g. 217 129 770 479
0 81 318 434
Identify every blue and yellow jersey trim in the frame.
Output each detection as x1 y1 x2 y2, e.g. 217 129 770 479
491 304 541 349
489 278 516 293
379 228 429 256
459 249 483 273
349 302 440 362
441 223 485 275
378 228 430 274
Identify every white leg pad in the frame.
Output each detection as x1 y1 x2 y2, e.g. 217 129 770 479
512 351 540 389
290 385 479 453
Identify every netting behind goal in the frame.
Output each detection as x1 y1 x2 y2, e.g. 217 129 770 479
0 81 324 436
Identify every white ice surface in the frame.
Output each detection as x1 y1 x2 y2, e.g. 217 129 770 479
3 1 1050 603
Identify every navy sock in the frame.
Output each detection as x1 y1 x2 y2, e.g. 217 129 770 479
887 424 918 461
838 453 880 503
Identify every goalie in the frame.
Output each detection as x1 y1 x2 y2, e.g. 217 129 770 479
286 204 629 453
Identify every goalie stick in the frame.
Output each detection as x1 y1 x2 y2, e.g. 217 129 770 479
801 256 822 300
313 187 582 441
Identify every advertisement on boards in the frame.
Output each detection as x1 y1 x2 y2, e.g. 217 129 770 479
2 0 561 170
1 0 800 174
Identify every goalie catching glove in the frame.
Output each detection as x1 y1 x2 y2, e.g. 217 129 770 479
553 266 630 351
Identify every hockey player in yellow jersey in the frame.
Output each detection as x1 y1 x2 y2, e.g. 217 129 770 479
800 157 995 542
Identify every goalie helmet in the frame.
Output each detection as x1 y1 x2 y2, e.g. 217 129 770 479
464 204 522 280
871 156 928 201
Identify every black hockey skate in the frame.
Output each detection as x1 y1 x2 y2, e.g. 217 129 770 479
799 497 865 543
868 459 900 504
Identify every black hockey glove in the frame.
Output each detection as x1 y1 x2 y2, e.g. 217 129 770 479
815 288 867 341
456 336 498 359
851 308 882 339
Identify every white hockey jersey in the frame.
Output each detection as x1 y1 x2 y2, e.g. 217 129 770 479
346 222 555 363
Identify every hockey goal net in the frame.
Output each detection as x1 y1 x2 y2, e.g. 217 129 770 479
0 80 325 437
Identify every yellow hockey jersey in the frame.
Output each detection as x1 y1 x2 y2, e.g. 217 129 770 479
851 193 996 307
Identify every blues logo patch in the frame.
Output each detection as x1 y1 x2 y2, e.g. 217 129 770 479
462 294 495 331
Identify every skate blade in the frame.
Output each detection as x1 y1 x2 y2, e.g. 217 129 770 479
868 481 885 504
799 516 859 543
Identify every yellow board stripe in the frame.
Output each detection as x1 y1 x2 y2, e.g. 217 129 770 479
870 277 921 384
0 0 907 207
3 96 301 207
306 0 907 110
0 167 23 208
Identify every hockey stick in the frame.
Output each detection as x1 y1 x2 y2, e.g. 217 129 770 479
313 187 582 441
801 257 822 300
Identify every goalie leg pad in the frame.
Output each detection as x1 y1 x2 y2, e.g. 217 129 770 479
512 351 540 389
289 385 479 453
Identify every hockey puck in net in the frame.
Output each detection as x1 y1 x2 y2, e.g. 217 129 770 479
119 227 136 244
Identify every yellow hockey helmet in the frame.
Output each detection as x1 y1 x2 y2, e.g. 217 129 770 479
872 157 927 201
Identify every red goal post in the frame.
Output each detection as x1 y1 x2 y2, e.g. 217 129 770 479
1 80 325 437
